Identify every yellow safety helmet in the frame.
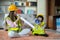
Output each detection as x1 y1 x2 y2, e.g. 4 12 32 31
36 14 44 18
8 4 17 11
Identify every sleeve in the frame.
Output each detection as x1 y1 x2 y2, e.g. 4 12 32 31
5 17 16 27
40 22 45 27
3 17 8 30
6 17 12 25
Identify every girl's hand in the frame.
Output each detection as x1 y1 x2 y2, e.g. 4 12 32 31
14 22 18 27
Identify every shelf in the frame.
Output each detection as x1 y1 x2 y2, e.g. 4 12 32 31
0 12 4 14
26 6 37 7
17 6 25 7
27 0 37 2
53 14 60 17
26 1 37 2
16 6 37 7
15 1 37 7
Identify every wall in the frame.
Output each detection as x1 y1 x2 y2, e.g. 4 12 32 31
0 1 12 6
37 0 47 23
0 0 47 28
0 13 4 28
0 1 11 14
0 1 9 28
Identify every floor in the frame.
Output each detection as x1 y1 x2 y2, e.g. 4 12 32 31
0 29 60 40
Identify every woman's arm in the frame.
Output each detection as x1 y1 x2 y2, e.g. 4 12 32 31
14 15 20 23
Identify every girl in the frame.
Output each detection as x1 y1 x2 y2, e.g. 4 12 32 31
33 14 48 37
4 4 30 37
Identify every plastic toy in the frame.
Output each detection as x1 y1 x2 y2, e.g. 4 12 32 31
19 16 46 35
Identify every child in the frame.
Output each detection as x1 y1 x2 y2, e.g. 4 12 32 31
4 4 30 37
33 14 48 37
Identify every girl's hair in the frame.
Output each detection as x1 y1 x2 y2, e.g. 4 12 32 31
8 11 17 22
37 16 44 22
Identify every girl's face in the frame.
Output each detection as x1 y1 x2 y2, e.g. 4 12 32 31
38 17 42 21
9 11 17 21
14 11 17 16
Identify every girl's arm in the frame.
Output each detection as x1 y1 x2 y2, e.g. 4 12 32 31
3 20 7 31
3 17 9 31
6 18 17 27
39 22 45 27
39 22 46 29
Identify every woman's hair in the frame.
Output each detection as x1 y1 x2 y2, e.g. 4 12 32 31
37 16 44 22
8 11 17 22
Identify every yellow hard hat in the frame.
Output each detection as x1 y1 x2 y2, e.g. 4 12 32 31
8 4 17 11
36 14 43 18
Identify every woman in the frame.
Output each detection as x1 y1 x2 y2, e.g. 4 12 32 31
4 4 30 37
